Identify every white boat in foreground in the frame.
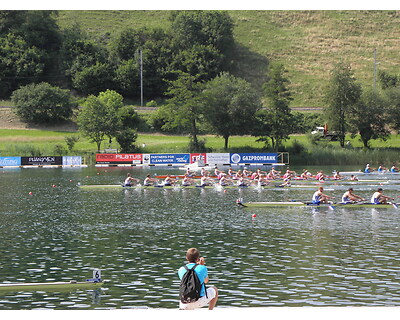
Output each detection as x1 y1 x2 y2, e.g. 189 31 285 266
0 280 104 291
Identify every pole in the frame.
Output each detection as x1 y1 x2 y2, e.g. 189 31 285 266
373 48 377 90
140 49 143 107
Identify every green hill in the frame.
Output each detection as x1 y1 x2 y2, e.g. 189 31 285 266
56 10 400 109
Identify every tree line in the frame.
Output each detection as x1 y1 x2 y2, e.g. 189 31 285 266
326 63 400 149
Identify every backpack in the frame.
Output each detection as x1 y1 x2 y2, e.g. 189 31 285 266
179 264 206 303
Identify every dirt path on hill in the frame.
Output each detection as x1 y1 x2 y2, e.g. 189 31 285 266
0 108 78 131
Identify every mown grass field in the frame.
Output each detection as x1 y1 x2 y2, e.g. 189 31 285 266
2 128 400 166
55 10 400 108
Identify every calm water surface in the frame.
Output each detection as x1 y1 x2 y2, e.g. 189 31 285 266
0 166 400 309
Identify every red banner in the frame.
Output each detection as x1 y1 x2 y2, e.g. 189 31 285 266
190 153 206 164
96 154 142 164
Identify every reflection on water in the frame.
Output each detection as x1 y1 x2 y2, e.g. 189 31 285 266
0 166 400 309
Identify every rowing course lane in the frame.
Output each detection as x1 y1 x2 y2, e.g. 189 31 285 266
1 166 400 309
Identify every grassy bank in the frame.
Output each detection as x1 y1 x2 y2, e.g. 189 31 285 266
1 129 400 167
56 10 400 108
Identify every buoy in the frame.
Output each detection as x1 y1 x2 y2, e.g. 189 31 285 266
223 190 227 193
29 192 33 195
252 214 257 218
52 184 56 188
69 180 73 182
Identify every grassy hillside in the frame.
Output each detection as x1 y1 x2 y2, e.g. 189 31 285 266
56 10 400 108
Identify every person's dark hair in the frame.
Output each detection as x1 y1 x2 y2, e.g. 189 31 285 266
378 188 383 191
348 188 353 191
186 248 200 263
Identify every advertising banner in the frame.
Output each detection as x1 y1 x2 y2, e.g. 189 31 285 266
205 153 230 165
62 156 82 166
96 154 142 164
230 153 278 164
190 153 206 164
0 157 21 166
21 156 62 166
147 153 190 165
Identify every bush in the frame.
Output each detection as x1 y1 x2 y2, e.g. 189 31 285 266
11 82 77 124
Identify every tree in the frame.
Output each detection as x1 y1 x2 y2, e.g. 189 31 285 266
115 129 138 153
77 90 124 151
11 82 77 123
72 62 115 95
385 86 400 131
325 62 362 147
253 64 294 151
348 89 390 148
161 72 204 150
202 72 262 149
0 34 44 97
170 11 234 58
171 44 223 82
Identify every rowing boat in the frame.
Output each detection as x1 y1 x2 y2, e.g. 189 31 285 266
236 199 397 208
78 184 327 189
0 280 104 292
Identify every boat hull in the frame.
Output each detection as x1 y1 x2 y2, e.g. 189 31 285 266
0 280 104 292
236 201 396 208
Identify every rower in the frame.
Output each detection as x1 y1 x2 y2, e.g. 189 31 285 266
219 174 231 186
370 188 394 204
227 167 236 177
312 186 334 204
378 165 387 172
201 167 209 177
199 176 211 187
279 177 291 187
390 165 399 173
300 169 310 180
350 174 358 181
333 171 342 180
364 163 373 173
243 167 252 177
237 176 249 187
163 175 175 186
315 171 325 181
124 173 140 187
342 188 365 204
144 174 156 186
182 174 193 186
185 167 194 177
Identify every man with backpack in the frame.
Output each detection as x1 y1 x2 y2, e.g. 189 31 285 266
178 248 218 310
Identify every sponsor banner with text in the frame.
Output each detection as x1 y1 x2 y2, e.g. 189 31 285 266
205 153 230 164
21 156 62 166
0 157 21 166
96 154 142 164
62 156 82 166
230 153 278 164
145 153 190 165
190 153 207 164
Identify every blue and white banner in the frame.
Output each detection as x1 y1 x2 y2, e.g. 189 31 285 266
230 153 278 164
0 157 21 166
145 153 190 165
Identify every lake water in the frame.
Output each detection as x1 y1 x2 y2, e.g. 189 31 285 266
1 165 400 310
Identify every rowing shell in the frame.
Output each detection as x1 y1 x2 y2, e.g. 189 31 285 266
236 200 397 208
0 280 104 292
78 184 326 189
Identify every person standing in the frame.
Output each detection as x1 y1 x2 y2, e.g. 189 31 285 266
178 248 218 310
